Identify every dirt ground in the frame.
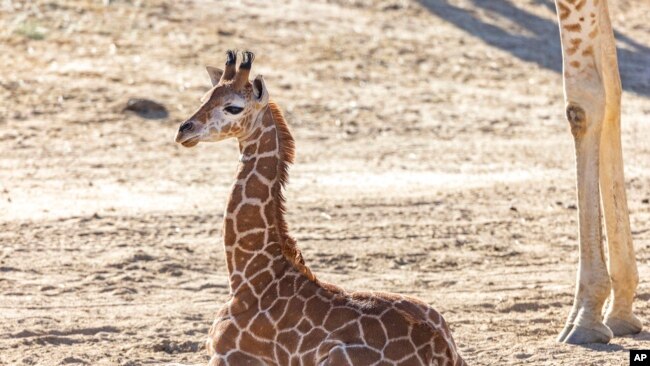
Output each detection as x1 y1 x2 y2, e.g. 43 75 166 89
2 0 650 365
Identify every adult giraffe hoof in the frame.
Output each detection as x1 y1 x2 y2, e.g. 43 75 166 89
558 324 613 345
605 314 642 337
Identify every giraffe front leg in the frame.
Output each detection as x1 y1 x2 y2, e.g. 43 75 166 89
557 97 612 345
598 78 642 338
594 0 642 337
554 0 616 344
600 116 642 336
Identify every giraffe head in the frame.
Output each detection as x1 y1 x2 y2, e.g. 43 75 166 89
175 50 269 147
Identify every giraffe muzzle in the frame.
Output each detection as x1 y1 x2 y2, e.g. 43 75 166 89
175 120 200 147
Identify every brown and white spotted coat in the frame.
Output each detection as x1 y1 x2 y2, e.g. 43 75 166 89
175 51 466 365
553 0 642 344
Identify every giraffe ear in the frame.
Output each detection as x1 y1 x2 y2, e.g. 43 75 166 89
252 74 269 106
206 66 224 86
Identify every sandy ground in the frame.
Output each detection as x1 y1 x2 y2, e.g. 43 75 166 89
2 0 650 365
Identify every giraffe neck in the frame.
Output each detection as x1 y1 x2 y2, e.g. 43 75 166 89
222 102 314 298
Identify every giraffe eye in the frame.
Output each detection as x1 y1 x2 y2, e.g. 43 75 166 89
224 106 243 115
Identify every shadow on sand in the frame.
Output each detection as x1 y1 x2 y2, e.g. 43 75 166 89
418 0 650 96
630 330 650 342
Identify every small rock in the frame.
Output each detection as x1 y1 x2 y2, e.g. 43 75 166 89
382 2 404 11
62 356 87 364
217 28 235 36
642 198 649 204
152 339 201 354
123 98 168 119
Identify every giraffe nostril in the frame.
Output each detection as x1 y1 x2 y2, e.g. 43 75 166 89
179 121 194 133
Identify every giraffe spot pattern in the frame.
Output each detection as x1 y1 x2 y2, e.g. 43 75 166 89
236 204 265 232
245 174 270 201
556 0 606 77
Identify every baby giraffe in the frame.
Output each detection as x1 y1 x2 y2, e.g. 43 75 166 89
175 51 466 366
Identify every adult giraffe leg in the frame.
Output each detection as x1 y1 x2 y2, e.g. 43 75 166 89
554 0 613 344
557 99 612 344
600 114 642 336
596 0 642 337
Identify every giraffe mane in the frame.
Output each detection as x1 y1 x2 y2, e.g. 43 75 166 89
268 101 317 282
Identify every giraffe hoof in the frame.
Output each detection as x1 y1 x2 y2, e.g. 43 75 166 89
559 324 612 345
557 323 573 343
605 315 642 337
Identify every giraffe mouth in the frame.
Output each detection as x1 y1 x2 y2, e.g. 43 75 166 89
180 136 200 148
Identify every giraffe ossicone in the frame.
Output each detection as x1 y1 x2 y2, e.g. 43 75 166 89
175 51 466 365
